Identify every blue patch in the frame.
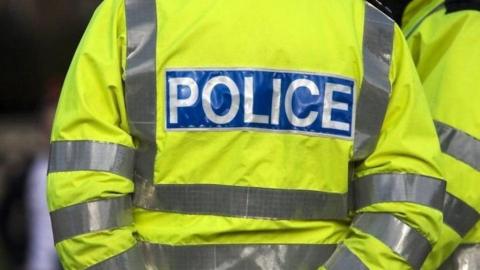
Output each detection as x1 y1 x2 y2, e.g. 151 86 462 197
166 69 355 138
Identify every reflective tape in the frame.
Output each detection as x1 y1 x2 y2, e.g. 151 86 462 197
88 244 145 270
353 213 431 270
440 244 480 270
353 2 394 161
435 121 480 171
125 0 157 183
50 196 133 243
134 181 349 220
48 141 135 180
140 242 336 270
443 192 479 237
324 244 368 270
354 173 445 211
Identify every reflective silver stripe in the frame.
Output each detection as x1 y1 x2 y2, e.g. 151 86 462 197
353 213 431 270
125 0 157 184
88 244 145 270
353 2 394 160
443 192 480 237
134 181 349 220
324 244 368 270
48 141 135 180
50 196 133 243
440 244 480 270
354 173 445 211
140 242 336 270
435 121 480 171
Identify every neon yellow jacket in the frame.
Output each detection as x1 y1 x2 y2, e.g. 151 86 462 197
48 0 445 269
402 0 480 269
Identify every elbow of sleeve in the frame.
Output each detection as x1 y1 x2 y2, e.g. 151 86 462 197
51 196 141 269
47 140 143 269
54 226 142 270
332 172 447 269
324 212 436 270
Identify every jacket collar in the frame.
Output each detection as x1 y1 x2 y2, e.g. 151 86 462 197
402 0 445 33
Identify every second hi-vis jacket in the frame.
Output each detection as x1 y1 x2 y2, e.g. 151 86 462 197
402 0 480 269
48 0 446 269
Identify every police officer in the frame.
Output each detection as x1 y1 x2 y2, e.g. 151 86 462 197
383 0 480 269
48 0 446 269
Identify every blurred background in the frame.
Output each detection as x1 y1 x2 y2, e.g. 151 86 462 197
0 1 101 269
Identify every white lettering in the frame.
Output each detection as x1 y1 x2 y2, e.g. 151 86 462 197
202 76 240 124
168 77 199 124
244 77 269 124
285 79 319 127
322 82 351 131
271 79 282 125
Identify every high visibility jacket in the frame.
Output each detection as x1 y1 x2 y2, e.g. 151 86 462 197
402 0 480 269
48 0 446 269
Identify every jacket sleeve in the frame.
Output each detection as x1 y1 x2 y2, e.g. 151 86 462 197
47 0 143 269
405 6 480 269
323 24 446 270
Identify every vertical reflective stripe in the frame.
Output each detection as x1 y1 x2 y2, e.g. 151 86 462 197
443 192 480 237
48 141 135 180
440 244 480 270
88 245 145 270
353 213 431 270
140 242 336 270
50 196 133 243
354 173 445 211
125 0 157 184
435 121 480 171
324 244 368 270
353 2 394 160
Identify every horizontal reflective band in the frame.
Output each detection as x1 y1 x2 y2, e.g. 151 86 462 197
324 244 368 270
443 192 480 237
354 173 445 211
48 141 135 180
140 242 336 270
440 244 480 270
353 213 431 270
435 121 480 171
134 182 349 220
88 245 145 270
50 196 133 243
353 2 394 160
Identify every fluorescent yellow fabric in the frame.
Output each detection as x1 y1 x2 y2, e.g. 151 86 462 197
47 0 135 269
153 0 361 193
402 0 444 36
134 209 350 245
403 1 480 269
344 227 414 270
49 0 444 269
348 23 444 269
55 228 136 270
